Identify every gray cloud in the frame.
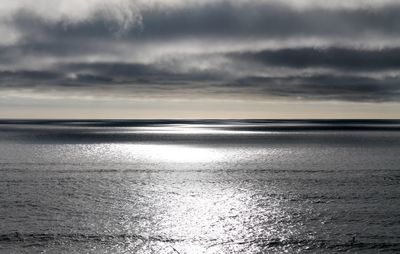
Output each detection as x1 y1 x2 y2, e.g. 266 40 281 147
10 2 400 44
2 0 400 103
0 70 63 88
135 2 400 40
2 61 400 102
0 62 225 94
234 75 400 102
233 47 400 71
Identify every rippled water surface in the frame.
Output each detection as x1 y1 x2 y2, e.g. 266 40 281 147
1 120 400 253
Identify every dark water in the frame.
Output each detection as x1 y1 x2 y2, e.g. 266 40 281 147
1 120 400 253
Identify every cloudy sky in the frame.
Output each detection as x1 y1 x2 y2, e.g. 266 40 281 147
1 0 400 118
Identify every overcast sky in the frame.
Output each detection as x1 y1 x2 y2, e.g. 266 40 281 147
1 0 400 118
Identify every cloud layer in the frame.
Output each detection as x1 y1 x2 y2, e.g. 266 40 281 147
1 0 400 102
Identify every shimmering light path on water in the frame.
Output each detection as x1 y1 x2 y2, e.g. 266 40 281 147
1 120 400 253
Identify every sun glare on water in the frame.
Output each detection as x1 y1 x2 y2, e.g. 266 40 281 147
117 144 224 164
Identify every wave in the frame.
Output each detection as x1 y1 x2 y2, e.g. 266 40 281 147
0 165 398 173
1 232 399 252
208 238 400 252
0 232 184 244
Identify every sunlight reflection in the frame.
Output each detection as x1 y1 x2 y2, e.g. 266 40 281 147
127 171 294 253
90 143 300 253
117 124 262 135
120 144 224 163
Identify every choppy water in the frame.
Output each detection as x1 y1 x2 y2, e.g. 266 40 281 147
1 120 400 253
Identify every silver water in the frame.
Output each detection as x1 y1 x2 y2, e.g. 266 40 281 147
1 121 400 253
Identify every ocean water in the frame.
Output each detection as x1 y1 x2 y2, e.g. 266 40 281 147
0 120 400 253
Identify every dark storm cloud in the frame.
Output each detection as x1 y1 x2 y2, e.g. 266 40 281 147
9 2 400 44
0 62 225 91
63 62 223 84
2 0 400 102
0 70 63 88
233 47 400 71
2 61 400 102
234 75 400 102
135 2 400 40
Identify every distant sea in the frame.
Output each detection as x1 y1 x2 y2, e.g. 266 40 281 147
1 120 400 253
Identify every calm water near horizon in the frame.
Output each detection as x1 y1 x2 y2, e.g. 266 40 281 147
1 120 400 253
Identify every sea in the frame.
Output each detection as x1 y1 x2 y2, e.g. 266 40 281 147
0 120 399 253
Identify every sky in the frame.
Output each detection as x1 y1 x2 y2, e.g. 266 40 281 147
1 0 400 119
